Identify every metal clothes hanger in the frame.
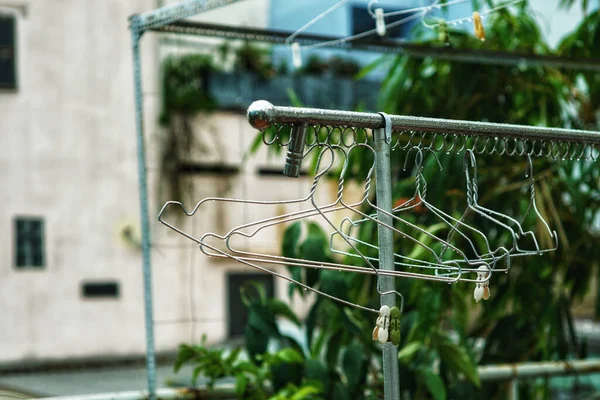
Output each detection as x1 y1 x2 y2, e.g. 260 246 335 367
450 149 545 258
329 143 498 283
158 143 409 313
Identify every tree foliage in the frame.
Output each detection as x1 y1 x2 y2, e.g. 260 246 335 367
175 1 599 398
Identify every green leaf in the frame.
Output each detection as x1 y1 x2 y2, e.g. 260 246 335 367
226 347 242 364
306 298 322 350
355 55 387 81
269 298 301 326
173 344 196 372
192 365 203 385
320 270 349 302
245 325 269 360
406 222 449 260
326 330 343 368
276 348 305 364
240 281 268 307
305 359 331 395
311 329 328 358
342 343 366 389
331 382 351 400
287 88 304 107
291 385 322 400
249 309 279 338
397 342 423 363
420 370 447 400
248 130 264 156
282 222 302 259
434 333 480 387
235 374 248 398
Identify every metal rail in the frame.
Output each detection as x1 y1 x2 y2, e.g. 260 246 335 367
31 359 600 400
247 100 600 144
152 21 600 72
128 2 245 400
374 122 400 400
131 0 245 32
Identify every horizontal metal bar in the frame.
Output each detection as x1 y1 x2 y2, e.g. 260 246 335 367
37 386 236 400
479 359 600 381
151 21 600 72
31 359 600 399
247 101 600 144
129 0 244 32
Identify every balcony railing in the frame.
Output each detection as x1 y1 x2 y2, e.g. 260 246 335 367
208 71 380 112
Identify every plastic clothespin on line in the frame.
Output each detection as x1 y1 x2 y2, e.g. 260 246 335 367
375 8 386 37
291 42 302 69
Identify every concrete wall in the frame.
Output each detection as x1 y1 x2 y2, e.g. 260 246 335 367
0 0 161 363
0 0 316 365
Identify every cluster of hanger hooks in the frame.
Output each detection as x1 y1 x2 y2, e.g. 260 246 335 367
158 128 559 318
263 123 600 161
286 0 525 68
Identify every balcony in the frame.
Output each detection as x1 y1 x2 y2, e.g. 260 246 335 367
207 71 380 112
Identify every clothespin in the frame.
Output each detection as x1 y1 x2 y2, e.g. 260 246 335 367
474 265 491 302
473 11 485 41
291 42 302 69
375 8 386 37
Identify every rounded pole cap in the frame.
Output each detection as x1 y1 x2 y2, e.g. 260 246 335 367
247 100 275 130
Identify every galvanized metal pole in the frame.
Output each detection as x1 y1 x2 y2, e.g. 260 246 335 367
374 120 400 400
130 20 157 400
509 379 519 400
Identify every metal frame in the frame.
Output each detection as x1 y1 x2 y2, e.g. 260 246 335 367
374 122 400 400
151 21 600 72
33 359 600 400
128 2 245 399
129 1 600 399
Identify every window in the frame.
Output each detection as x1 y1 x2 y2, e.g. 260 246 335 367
351 6 418 39
14 217 44 268
257 167 309 177
178 163 240 175
82 282 120 299
227 273 274 337
0 14 17 89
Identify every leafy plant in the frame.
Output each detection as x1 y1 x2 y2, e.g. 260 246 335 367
174 1 599 399
234 41 276 79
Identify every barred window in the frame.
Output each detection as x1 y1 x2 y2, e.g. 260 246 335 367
14 218 44 268
0 14 17 89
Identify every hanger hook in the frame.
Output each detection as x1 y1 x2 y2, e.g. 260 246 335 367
463 148 478 178
525 154 534 182
367 0 380 17
403 146 443 172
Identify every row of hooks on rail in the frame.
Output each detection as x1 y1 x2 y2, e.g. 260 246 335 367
260 123 600 162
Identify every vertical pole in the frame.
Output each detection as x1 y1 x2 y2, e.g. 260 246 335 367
130 20 157 400
374 123 400 400
509 379 519 400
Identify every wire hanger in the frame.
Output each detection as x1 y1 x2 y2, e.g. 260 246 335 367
328 143 500 283
443 149 547 260
158 143 411 314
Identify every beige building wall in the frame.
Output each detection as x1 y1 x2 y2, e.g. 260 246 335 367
0 0 308 365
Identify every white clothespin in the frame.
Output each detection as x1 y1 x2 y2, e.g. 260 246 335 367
291 42 302 69
372 305 390 344
375 8 386 37
474 265 491 302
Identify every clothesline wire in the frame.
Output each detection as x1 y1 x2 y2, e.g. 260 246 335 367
291 0 525 53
